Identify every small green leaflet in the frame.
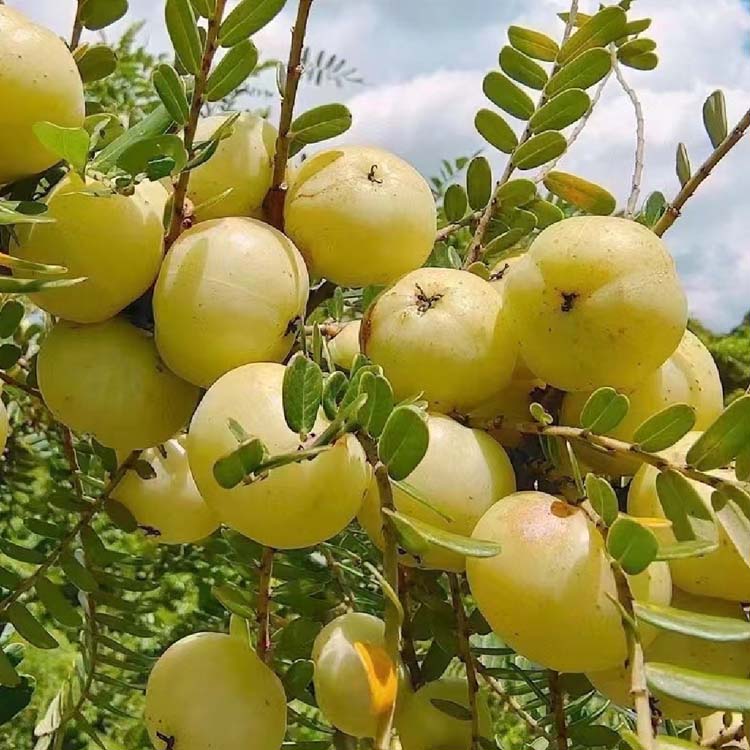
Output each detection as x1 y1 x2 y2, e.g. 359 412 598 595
165 0 203 75
579 387 629 433
466 156 492 210
32 123 90 176
499 46 548 90
686 396 750 470
543 171 616 216
585 473 618 526
507 26 559 62
606 516 658 575
632 403 696 452
703 90 728 149
530 89 590 133
219 0 287 47
289 104 353 157
482 72 535 120
546 48 612 97
206 39 259 101
474 109 518 154
152 64 190 126
213 437 267 489
558 6 627 64
443 184 468 223
512 132 566 170
634 601 750 642
378 406 429 481
646 662 750 711
283 354 324 436
80 0 128 30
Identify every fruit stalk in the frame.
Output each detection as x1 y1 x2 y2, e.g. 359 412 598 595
256 546 275 664
547 670 568 750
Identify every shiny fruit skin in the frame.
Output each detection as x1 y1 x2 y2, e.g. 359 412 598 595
284 146 436 286
145 631 286 750
504 216 688 391
187 113 276 222
396 678 492 750
358 413 516 571
361 268 518 413
561 331 723 476
37 318 200 452
112 438 219 544
628 431 750 602
466 492 671 672
15 174 167 323
153 217 309 387
0 7 85 184
328 320 361 371
187 362 370 549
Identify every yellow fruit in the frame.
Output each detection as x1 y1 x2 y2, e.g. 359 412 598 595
145 631 286 750
628 431 750 602
588 590 750 720
187 362 370 548
38 318 200 452
153 217 309 387
466 492 672 672
0 397 8 455
561 331 724 476
15 174 167 323
693 712 748 748
328 320 361 371
284 146 436 286
0 7 85 184
362 268 518 412
312 612 397 738
111 438 219 544
358 413 516 571
187 113 276 222
504 216 687 391
396 678 492 750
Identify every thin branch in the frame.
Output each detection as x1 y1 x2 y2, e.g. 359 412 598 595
654 107 750 236
323 546 354 612
264 0 315 230
436 210 480 243
398 566 422 689
548 670 568 750
256 547 275 664
0 370 42 400
70 0 84 50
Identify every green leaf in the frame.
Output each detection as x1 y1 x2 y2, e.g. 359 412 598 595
543 171 615 215
206 39 258 101
322 371 348 419
95 613 154 638
219 0 287 47
85 113 125 152
703 90 728 149
74 44 118 83
59 551 98 592
443 185 467 223
0 344 21 369
0 301 24 339
624 18 652 35
530 89 590 133
282 660 314 700
283 354 323 435
621 51 658 71
117 134 188 177
546 48 612 97
466 156 492 210
634 601 750 642
0 648 20 688
191 0 216 16
289 104 352 156
358 372 394 439
527 199 564 229
607 516 658 575
165 0 203 75
497 179 536 208
656 539 718 561
736 446 750 482
638 191 667 227
430 698 472 721
646 662 750 712
80 0 128 29
618 38 657 61
655 469 712 542
512 131 566 170
585 473 618 526
35 578 82 628
579 387 630 433
499 46 548 90
0 675 34 725
559 6 627 64
0 566 20 590
152 64 190 127
633 404 696 452
482 72 535 120
212 583 256 619
6 603 58 649
0 201 54 227
0 539 46 565
483 229 526 263
104 499 138 533
474 109 518 154
569 725 621 748
32 123 89 176
277 618 321 660
213 437 267 489
686 396 750 470
507 26 559 62
378 406 429 481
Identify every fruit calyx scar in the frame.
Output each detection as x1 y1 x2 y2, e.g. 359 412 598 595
414 283 443 314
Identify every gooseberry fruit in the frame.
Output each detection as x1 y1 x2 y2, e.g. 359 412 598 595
328 320 361 371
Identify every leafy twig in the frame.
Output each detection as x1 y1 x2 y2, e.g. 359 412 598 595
256 546 275 664
548 670 568 750
0 370 42 399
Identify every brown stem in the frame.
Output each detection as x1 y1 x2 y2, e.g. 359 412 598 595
398 566 422 689
165 0 228 247
70 0 84 50
256 546 274 664
548 670 568 750
435 211 480 243
0 370 42 400
264 0 315 230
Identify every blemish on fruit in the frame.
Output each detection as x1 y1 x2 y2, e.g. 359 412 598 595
156 732 175 749
550 500 576 518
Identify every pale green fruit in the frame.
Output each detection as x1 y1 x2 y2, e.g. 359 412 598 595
362 268 518 412
561 331 723 476
628 431 750 602
187 113 276 222
153 217 309 387
328 320 361 371
112 438 219 544
396 678 492 750
15 174 167 323
504 216 688 391
0 397 8 455
312 612 398 738
588 590 750 720
466 492 672 672
358 413 516 571
284 146 436 286
0 7 85 184
187 362 370 548
145 631 286 750
38 318 200 452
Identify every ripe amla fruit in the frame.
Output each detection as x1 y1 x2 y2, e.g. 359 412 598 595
15 174 167 323
358 413 516 571
111 438 219 544
396 678 492 750
588 589 750 720
362 268 518 412
0 396 8 455
153 217 309 387
312 612 398 738
628 431 750 602
328 320 362 371
466 492 672 672
38 318 200 452
145 631 286 750
187 112 276 222
284 146 436 286
504 216 688 391
561 331 724 476
187 362 370 548
0 7 85 185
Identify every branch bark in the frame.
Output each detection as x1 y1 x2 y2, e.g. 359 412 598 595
548 670 568 750
70 0 84 50
256 546 275 664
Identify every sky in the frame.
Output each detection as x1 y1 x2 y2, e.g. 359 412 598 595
13 0 750 331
